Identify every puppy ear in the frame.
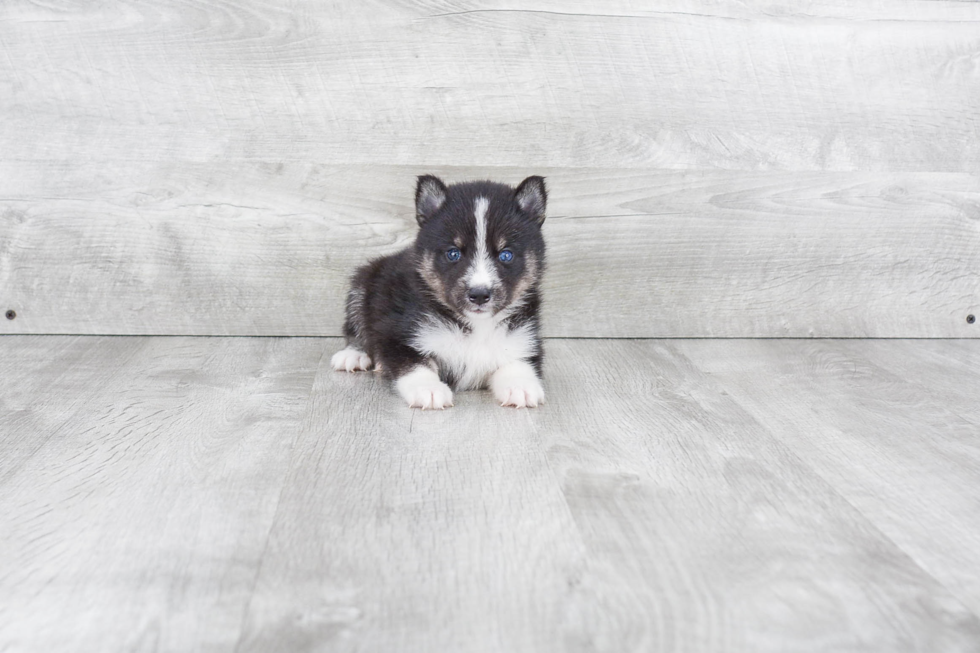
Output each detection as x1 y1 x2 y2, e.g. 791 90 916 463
514 176 547 225
416 175 447 226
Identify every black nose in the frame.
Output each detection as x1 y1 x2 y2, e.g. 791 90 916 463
467 287 492 306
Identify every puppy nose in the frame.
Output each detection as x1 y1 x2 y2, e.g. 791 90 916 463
467 287 492 305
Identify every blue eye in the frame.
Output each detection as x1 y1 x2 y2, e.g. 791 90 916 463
446 247 461 262
498 249 514 263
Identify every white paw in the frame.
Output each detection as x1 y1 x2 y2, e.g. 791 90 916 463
331 347 372 372
396 366 454 410
491 361 544 408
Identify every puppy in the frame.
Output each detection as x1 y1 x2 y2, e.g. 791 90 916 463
331 175 547 409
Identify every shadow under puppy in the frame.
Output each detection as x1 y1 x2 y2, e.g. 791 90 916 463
332 175 547 409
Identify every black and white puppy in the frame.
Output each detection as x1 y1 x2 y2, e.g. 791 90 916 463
331 175 547 409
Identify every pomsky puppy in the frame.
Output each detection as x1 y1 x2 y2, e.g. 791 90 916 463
331 175 547 409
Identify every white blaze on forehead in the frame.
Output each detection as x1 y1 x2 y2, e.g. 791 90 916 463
473 196 489 247
467 196 497 288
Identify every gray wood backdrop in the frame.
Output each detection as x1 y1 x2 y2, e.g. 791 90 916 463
1 0 978 337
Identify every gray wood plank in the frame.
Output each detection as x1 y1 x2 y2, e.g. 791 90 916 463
239 338 980 651
835 339 980 411
0 336 321 653
2 1 978 171
2 163 977 338
236 344 586 652
678 339 980 618
540 340 980 652
0 336 146 484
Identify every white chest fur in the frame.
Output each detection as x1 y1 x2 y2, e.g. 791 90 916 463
410 317 536 390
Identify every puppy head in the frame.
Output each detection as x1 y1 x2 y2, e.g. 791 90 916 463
414 175 546 321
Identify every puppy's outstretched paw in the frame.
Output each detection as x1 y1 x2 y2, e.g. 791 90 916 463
491 362 544 408
331 347 373 372
396 367 454 410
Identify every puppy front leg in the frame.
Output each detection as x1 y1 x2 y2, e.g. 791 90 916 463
395 365 454 410
491 360 545 408
330 346 373 372
380 344 453 410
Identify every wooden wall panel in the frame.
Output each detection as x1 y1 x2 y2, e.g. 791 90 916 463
2 0 979 170
2 163 977 337
1 1 978 336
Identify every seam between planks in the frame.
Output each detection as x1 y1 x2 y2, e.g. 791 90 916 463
230 346 328 653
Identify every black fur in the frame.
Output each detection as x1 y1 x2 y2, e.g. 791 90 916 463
342 176 547 388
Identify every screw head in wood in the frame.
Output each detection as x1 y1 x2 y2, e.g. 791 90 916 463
4 310 15 320
968 314 976 325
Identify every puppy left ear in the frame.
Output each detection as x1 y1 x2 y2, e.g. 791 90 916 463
515 176 547 225
416 175 448 226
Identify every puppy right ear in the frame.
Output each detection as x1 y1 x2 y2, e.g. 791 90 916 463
416 175 447 226
515 175 547 226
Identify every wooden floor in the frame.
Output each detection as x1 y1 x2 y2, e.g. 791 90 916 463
2 336 979 652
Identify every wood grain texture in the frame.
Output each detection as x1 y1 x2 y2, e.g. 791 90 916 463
237 338 980 651
842 339 980 410
235 344 586 652
678 339 980 618
2 163 977 337
1 0 979 171
540 339 980 652
0 336 321 652
0 336 144 484
3 336 980 651
2 0 978 337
